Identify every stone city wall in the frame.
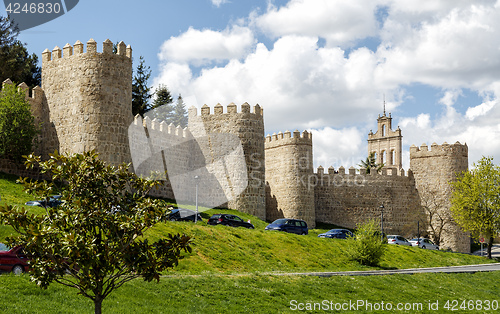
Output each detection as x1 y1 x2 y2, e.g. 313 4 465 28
314 167 423 235
265 130 315 228
41 39 133 165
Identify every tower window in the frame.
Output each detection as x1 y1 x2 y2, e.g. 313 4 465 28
382 125 386 137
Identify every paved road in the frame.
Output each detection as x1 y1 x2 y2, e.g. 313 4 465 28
267 263 500 277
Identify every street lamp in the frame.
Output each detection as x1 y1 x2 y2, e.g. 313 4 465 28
380 204 385 242
194 175 200 223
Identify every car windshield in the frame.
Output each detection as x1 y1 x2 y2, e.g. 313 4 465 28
0 243 9 251
326 229 342 234
272 219 288 225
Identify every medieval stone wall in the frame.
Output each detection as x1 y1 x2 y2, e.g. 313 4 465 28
41 39 133 165
410 142 470 252
265 130 315 228
313 166 423 235
188 103 266 219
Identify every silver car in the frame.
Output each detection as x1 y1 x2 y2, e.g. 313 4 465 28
409 238 439 250
387 235 412 246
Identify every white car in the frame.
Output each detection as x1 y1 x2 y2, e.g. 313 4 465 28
409 238 439 250
387 235 412 246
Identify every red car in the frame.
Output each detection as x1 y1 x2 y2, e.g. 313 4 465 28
0 243 30 275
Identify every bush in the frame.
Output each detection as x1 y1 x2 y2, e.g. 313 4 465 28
344 220 386 266
0 83 38 161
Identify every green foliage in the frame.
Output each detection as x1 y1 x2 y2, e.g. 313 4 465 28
0 83 39 161
171 95 188 128
146 84 174 121
0 15 41 87
132 56 152 117
358 152 384 174
450 156 500 259
0 151 191 314
344 220 386 266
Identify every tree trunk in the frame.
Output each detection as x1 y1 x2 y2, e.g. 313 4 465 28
487 236 494 259
94 296 103 314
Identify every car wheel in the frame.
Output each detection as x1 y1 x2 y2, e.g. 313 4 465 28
421 245 426 249
301 232 306 235
169 218 176 221
12 265 24 275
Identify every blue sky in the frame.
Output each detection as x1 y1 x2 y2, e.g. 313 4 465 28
3 0 500 170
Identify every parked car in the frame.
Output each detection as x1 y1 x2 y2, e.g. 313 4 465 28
207 214 254 229
0 244 30 275
409 238 439 250
387 235 412 246
318 229 353 239
25 195 62 208
265 218 308 235
167 208 203 222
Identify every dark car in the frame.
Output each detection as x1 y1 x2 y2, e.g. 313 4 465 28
207 214 254 229
265 218 308 235
25 195 62 208
0 243 30 275
318 229 353 239
168 208 203 222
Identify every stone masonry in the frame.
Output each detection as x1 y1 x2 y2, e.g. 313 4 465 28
0 37 471 252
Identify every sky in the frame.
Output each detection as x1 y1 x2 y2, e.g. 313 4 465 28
3 0 500 170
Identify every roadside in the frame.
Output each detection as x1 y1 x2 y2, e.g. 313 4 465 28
473 244 500 258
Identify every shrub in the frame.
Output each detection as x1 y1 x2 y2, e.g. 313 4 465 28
344 220 386 266
0 83 38 161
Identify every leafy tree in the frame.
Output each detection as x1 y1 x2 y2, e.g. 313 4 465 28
344 220 386 266
0 15 41 87
450 156 500 259
132 56 152 117
171 95 188 128
145 84 174 121
0 151 192 314
418 185 453 246
358 152 384 174
0 82 39 161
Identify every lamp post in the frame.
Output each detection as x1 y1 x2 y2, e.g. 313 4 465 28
194 175 200 223
380 204 385 242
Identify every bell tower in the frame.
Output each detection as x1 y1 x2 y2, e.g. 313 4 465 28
367 106 402 172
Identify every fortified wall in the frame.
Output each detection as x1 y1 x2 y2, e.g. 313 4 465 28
410 142 469 252
0 37 471 252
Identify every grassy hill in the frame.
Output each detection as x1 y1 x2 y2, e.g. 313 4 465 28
1 171 499 313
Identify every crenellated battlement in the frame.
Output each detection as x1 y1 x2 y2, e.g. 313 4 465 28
42 38 132 64
132 114 192 139
2 79 45 104
264 129 312 150
313 165 412 179
188 102 263 118
410 141 468 158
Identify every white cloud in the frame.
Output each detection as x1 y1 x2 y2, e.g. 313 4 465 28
211 0 229 8
158 26 255 65
153 0 500 170
254 0 380 47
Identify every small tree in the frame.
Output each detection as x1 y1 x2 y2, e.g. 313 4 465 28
132 56 152 117
0 151 191 314
344 220 386 266
0 82 39 161
358 152 384 174
450 156 500 259
171 95 188 128
418 186 453 246
145 84 174 121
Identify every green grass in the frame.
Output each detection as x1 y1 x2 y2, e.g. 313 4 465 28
1 272 500 313
1 172 498 313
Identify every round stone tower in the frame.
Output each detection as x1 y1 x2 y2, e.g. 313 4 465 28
41 39 133 164
265 130 315 228
188 103 266 220
410 142 469 252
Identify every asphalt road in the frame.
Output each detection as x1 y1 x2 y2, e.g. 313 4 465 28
268 263 500 277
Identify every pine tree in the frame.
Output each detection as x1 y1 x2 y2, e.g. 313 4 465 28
145 84 174 121
0 15 41 87
131 56 152 117
171 95 188 128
